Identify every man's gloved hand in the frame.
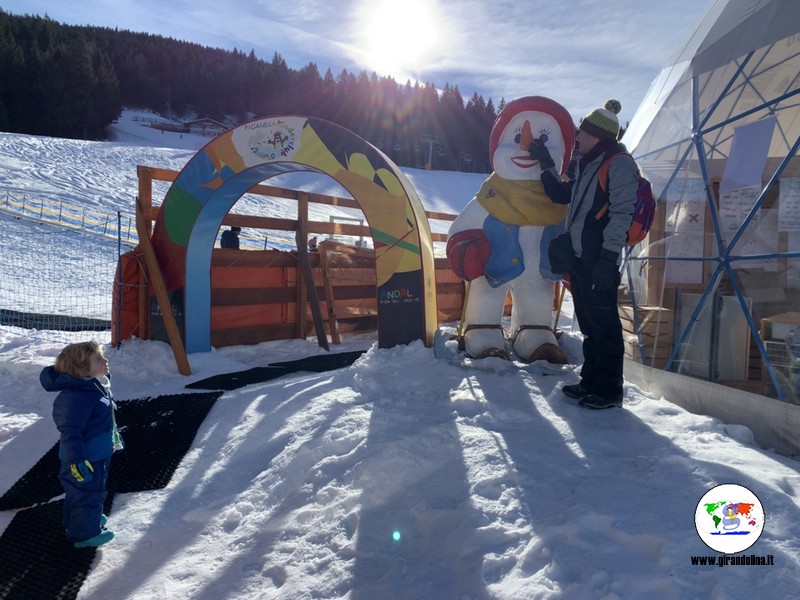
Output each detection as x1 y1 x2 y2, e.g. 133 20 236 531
528 139 555 170
591 249 620 292
70 459 94 483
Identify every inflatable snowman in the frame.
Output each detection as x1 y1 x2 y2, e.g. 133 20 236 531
446 96 575 363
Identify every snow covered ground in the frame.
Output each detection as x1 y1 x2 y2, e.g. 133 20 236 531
1 110 799 599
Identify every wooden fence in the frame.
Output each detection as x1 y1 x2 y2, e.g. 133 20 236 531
116 166 465 355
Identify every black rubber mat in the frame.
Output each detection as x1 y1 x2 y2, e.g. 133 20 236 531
0 442 61 511
184 350 366 391
0 391 222 510
0 499 111 600
269 350 366 373
0 392 221 599
0 308 110 332
185 365 289 390
109 391 223 493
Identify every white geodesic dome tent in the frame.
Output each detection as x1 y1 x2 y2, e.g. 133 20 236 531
621 0 800 408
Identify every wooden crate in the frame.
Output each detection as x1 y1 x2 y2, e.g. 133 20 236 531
619 304 673 368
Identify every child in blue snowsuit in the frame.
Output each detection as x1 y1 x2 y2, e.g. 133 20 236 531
40 341 123 548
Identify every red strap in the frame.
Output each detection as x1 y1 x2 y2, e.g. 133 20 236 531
595 152 624 220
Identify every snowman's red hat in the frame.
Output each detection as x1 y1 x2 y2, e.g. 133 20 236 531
489 96 575 172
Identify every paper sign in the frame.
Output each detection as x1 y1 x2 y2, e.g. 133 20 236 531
719 186 760 231
788 232 800 285
779 177 800 231
663 179 707 283
724 208 779 271
719 117 776 193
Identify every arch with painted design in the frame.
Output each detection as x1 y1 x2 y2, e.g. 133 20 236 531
149 115 437 353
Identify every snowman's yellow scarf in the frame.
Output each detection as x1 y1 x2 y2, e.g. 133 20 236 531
476 173 568 226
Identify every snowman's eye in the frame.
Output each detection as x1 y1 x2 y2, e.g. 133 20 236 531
514 133 522 144
538 129 551 144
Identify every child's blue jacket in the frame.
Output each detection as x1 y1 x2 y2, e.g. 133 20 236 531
40 366 115 463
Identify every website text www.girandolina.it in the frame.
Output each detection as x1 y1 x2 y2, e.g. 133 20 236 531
691 554 774 567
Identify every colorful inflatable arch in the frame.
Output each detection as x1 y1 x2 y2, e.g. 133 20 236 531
149 116 437 353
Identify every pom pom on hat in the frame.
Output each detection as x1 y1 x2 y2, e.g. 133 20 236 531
579 99 621 140
604 99 621 114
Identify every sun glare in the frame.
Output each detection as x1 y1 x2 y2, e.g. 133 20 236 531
358 0 440 78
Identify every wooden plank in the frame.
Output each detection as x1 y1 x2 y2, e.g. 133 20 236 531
322 270 376 284
137 165 179 183
296 192 310 339
135 172 154 337
211 283 381 307
620 312 672 331
618 304 674 322
332 306 379 318
212 249 303 268
137 254 149 341
318 241 342 344
328 285 378 300
211 323 297 347
211 287 297 305
426 210 458 222
319 240 376 261
438 308 463 322
436 282 467 295
621 330 671 346
134 196 192 376
138 164 457 224
296 220 329 350
624 333 671 354
211 305 288 328
620 321 673 337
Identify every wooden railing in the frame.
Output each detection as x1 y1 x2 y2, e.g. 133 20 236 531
136 165 456 246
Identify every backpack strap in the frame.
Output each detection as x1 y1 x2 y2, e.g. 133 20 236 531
594 152 626 220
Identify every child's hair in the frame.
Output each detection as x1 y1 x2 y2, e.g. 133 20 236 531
54 341 102 378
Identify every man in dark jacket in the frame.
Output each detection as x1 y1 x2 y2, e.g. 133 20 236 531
530 99 638 409
220 226 241 249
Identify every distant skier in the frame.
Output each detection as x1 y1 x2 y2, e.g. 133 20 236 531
220 226 241 249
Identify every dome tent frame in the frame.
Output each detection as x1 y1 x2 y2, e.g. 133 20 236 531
623 0 800 401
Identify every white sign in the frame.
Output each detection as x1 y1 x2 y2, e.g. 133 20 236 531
719 117 776 193
724 208 779 271
788 232 800 285
719 186 760 232
779 177 800 231
663 179 707 284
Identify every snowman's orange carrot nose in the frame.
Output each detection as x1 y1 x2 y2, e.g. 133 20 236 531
519 120 534 151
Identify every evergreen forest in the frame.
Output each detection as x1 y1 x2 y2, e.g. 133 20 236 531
0 11 505 172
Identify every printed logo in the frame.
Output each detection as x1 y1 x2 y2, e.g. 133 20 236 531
245 119 297 160
380 287 419 304
694 483 765 554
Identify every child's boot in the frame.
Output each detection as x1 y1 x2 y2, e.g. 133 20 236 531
74 529 115 548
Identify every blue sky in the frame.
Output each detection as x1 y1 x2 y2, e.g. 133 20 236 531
1 0 711 124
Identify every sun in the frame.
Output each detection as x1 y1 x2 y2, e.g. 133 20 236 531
358 0 440 77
